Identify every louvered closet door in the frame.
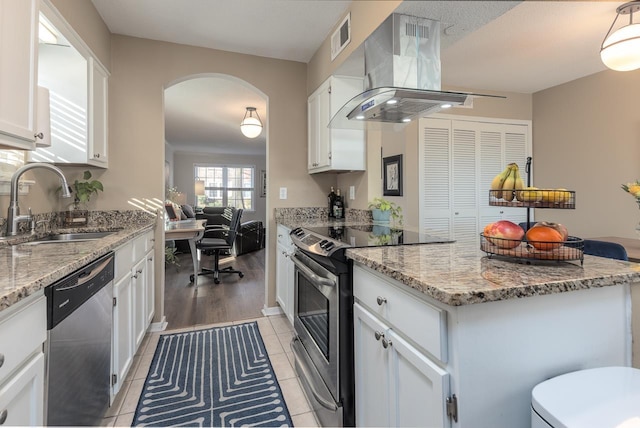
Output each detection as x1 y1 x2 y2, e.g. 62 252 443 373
420 117 532 245
451 127 479 247
420 118 452 239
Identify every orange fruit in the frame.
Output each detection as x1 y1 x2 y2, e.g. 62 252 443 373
525 226 563 251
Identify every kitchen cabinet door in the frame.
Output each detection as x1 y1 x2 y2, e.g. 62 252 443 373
388 329 450 428
145 249 155 326
307 76 365 174
0 0 38 150
132 257 147 350
112 273 133 398
353 303 391 427
27 2 109 168
0 353 44 427
87 57 109 167
275 225 294 324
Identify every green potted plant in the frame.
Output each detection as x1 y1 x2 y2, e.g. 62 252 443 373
368 197 403 225
71 170 104 208
63 170 104 226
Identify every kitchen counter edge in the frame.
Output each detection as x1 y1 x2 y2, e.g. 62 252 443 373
0 222 155 313
346 244 640 306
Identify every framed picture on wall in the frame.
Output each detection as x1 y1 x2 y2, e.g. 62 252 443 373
383 155 403 196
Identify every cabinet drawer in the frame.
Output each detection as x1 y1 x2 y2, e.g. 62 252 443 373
353 266 447 362
144 230 155 252
132 233 147 262
115 241 133 281
0 296 46 386
276 224 292 248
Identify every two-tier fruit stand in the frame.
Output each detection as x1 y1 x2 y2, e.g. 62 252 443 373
481 157 585 265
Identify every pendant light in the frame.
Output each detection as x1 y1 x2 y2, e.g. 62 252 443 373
240 107 263 138
601 1 640 71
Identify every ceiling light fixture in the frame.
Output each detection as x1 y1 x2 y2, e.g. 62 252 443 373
601 1 640 71
240 107 262 138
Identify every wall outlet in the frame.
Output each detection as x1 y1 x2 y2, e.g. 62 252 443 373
349 185 355 200
279 187 287 199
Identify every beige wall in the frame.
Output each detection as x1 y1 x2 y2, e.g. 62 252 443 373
533 69 640 239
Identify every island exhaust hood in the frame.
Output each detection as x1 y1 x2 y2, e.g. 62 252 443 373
329 13 501 129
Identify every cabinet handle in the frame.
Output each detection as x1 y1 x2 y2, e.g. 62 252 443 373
376 296 387 306
136 269 143 274
0 353 4 368
374 331 384 341
382 338 393 349
0 409 7 425
94 153 100 158
132 273 138 279
148 257 153 262
454 212 459 215
34 132 44 140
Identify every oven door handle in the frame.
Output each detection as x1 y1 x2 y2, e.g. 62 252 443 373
290 336 339 412
290 254 336 288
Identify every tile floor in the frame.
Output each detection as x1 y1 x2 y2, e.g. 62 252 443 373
101 314 318 427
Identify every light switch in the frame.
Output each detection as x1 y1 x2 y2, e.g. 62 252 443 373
279 187 287 199
349 185 355 200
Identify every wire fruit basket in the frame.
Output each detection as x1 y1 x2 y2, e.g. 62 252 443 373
480 233 584 264
489 189 575 208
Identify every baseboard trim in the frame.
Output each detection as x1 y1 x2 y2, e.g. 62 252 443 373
262 305 283 317
148 316 168 332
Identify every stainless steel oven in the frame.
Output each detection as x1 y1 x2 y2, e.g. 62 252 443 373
288 225 450 427
289 228 354 428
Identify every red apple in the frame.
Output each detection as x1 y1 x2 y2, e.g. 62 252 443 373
483 220 524 248
532 221 568 241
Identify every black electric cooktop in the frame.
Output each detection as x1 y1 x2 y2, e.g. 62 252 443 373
305 224 452 247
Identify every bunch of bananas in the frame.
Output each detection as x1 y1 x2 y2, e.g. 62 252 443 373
490 163 525 201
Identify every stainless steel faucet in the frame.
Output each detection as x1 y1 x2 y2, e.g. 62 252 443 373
7 163 72 236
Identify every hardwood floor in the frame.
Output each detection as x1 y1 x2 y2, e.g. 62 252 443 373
164 249 266 330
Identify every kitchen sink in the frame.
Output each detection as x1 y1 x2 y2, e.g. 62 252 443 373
23 231 116 245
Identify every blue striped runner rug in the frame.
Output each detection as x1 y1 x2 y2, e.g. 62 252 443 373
132 322 293 427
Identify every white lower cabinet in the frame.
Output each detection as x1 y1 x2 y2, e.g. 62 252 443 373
354 302 450 428
0 353 44 426
0 295 46 426
112 230 155 399
275 224 294 324
354 263 632 427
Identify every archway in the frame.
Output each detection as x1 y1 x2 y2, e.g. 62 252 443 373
163 73 268 328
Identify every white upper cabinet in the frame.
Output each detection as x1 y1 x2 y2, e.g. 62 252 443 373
307 75 365 173
0 0 39 150
27 3 109 168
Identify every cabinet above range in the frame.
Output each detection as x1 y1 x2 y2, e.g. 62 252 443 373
307 75 365 174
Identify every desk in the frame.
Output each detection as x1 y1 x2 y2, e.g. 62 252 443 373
165 219 206 286
589 236 640 262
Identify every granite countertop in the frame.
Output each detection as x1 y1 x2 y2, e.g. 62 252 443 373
347 243 640 306
0 213 156 312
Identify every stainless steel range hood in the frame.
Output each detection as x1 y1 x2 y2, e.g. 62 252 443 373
330 13 500 129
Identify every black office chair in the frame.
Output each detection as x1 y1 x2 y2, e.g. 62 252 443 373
190 207 245 284
518 221 538 232
583 240 628 261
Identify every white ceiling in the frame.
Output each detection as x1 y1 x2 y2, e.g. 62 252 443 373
91 0 620 154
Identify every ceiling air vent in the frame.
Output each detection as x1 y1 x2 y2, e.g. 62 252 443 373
331 13 351 61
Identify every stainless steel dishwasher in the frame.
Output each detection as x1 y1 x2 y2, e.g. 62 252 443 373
44 252 114 426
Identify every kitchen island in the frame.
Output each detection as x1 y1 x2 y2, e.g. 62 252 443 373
347 242 640 428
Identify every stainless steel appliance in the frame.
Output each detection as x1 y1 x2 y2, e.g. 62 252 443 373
289 225 452 427
45 252 114 426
